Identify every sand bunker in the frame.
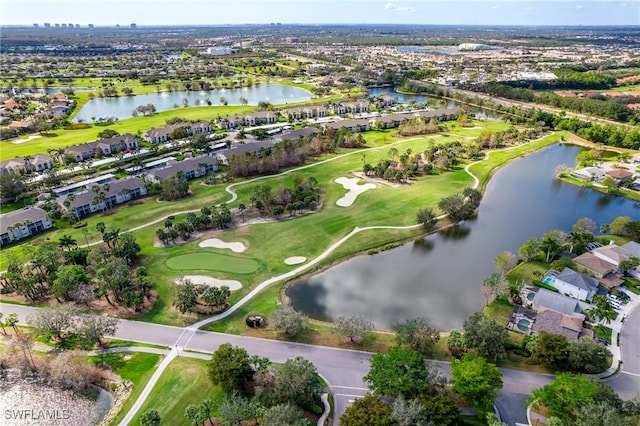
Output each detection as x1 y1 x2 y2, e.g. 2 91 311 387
285 256 307 265
199 238 247 253
335 177 376 207
175 275 242 291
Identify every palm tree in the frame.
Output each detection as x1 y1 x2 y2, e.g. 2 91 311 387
23 155 33 174
58 234 77 251
96 222 106 235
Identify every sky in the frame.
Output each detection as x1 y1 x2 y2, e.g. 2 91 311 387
2 0 639 26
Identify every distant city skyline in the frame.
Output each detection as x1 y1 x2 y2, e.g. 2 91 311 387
2 0 639 26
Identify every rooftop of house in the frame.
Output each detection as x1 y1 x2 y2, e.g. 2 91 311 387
555 267 599 292
532 287 587 318
532 307 582 341
574 252 617 274
0 207 50 234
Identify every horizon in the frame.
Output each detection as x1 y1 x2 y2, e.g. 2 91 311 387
2 0 639 27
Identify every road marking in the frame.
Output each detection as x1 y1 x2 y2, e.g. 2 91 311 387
621 371 640 377
332 386 369 391
335 393 367 398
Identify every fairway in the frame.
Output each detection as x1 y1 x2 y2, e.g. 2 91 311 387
165 252 262 274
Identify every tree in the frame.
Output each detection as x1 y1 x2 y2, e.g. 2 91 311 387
462 312 508 363
609 216 631 236
332 315 373 344
619 256 640 276
340 393 391 426
207 343 254 392
494 251 517 275
540 229 568 262
451 354 503 417
568 337 611 373
447 329 466 358
239 96 248 106
140 409 161 426
51 264 89 301
217 393 262 426
261 404 309 426
532 332 569 366
174 279 200 314
113 233 141 265
438 189 479 222
395 317 440 355
97 128 120 139
76 315 119 349
272 356 322 409
27 303 78 342
419 393 460 426
573 217 597 234
0 173 27 203
416 207 438 232
528 373 600 423
364 346 432 398
479 273 507 306
390 397 428 426
271 306 309 336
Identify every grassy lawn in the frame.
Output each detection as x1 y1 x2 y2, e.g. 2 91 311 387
484 297 514 327
165 251 264 274
507 261 549 286
129 357 225 426
88 352 161 426
593 325 613 344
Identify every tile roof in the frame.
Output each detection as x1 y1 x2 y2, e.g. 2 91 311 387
0 207 50 234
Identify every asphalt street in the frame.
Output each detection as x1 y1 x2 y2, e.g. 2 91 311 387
2 302 638 425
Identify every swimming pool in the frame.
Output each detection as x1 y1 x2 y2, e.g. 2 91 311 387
517 319 531 332
543 276 556 286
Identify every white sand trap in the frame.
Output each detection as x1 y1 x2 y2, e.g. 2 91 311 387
199 238 246 253
335 177 376 207
176 275 242 291
285 256 307 265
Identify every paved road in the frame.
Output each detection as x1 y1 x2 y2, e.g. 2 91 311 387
0 303 582 425
606 299 640 399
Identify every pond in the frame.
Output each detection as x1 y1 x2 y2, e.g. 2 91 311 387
367 87 500 120
0 371 113 426
73 83 313 122
287 144 640 331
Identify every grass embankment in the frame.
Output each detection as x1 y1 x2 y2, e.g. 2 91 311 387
87 352 161 426
128 357 225 426
559 175 640 202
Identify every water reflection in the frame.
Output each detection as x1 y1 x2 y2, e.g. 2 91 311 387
288 144 640 330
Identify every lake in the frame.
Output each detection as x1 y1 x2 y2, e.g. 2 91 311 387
367 87 500 120
287 144 639 331
73 83 313 122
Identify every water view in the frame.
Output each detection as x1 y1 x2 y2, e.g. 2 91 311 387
0 371 113 426
73 83 313 122
288 144 640 330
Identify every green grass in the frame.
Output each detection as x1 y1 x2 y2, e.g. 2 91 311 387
88 352 161 426
507 261 549 286
484 297 514 326
593 325 613 344
165 251 263 274
129 357 225 426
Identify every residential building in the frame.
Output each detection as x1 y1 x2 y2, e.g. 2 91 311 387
605 168 633 185
244 111 278 126
143 122 211 143
544 267 599 301
57 177 147 219
323 119 370 133
530 288 591 340
0 207 53 246
64 134 139 162
573 252 624 288
0 154 54 174
621 241 640 279
275 127 321 143
145 156 218 183
593 244 632 267
570 167 605 182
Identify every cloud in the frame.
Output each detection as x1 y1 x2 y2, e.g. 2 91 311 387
491 5 499 9
384 2 412 12
576 4 584 9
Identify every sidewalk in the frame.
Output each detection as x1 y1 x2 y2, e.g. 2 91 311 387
591 290 640 379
